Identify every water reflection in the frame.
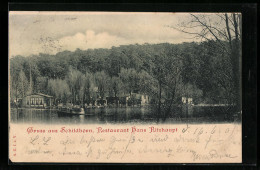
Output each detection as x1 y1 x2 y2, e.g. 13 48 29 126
10 106 240 124
10 107 157 124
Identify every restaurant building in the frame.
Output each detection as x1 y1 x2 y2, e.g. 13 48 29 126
21 93 54 108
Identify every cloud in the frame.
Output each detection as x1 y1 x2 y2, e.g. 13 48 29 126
56 27 191 54
10 28 192 57
57 30 129 52
9 12 200 57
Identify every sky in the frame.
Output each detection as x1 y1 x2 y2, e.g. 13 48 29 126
9 12 215 57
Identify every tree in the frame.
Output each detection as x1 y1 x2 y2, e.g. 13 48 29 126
10 56 26 102
47 79 71 104
151 49 184 120
22 58 41 93
138 70 157 95
129 45 185 120
83 71 95 105
174 13 241 110
36 76 48 94
18 70 29 98
119 68 140 96
66 67 84 104
94 71 109 99
109 76 123 98
10 73 19 102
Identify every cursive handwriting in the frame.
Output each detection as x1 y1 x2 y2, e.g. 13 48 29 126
22 124 240 162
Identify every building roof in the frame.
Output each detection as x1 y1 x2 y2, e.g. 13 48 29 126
26 93 53 98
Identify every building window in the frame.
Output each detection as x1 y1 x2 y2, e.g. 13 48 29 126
32 98 35 105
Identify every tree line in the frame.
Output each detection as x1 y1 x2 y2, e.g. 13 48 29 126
10 40 238 109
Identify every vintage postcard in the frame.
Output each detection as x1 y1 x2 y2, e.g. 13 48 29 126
9 11 242 163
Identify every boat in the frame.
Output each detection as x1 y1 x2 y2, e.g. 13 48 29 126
57 106 85 115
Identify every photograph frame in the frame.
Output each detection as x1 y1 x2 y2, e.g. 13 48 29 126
3 2 257 167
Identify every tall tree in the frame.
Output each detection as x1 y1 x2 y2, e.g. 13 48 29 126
83 71 95 105
18 70 29 98
36 76 48 94
109 76 123 98
47 79 71 104
174 13 241 110
94 71 109 99
119 68 140 96
66 67 84 104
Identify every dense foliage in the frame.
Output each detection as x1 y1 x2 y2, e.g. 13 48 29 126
10 41 236 107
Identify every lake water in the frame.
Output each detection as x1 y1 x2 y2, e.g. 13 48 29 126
10 106 241 124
